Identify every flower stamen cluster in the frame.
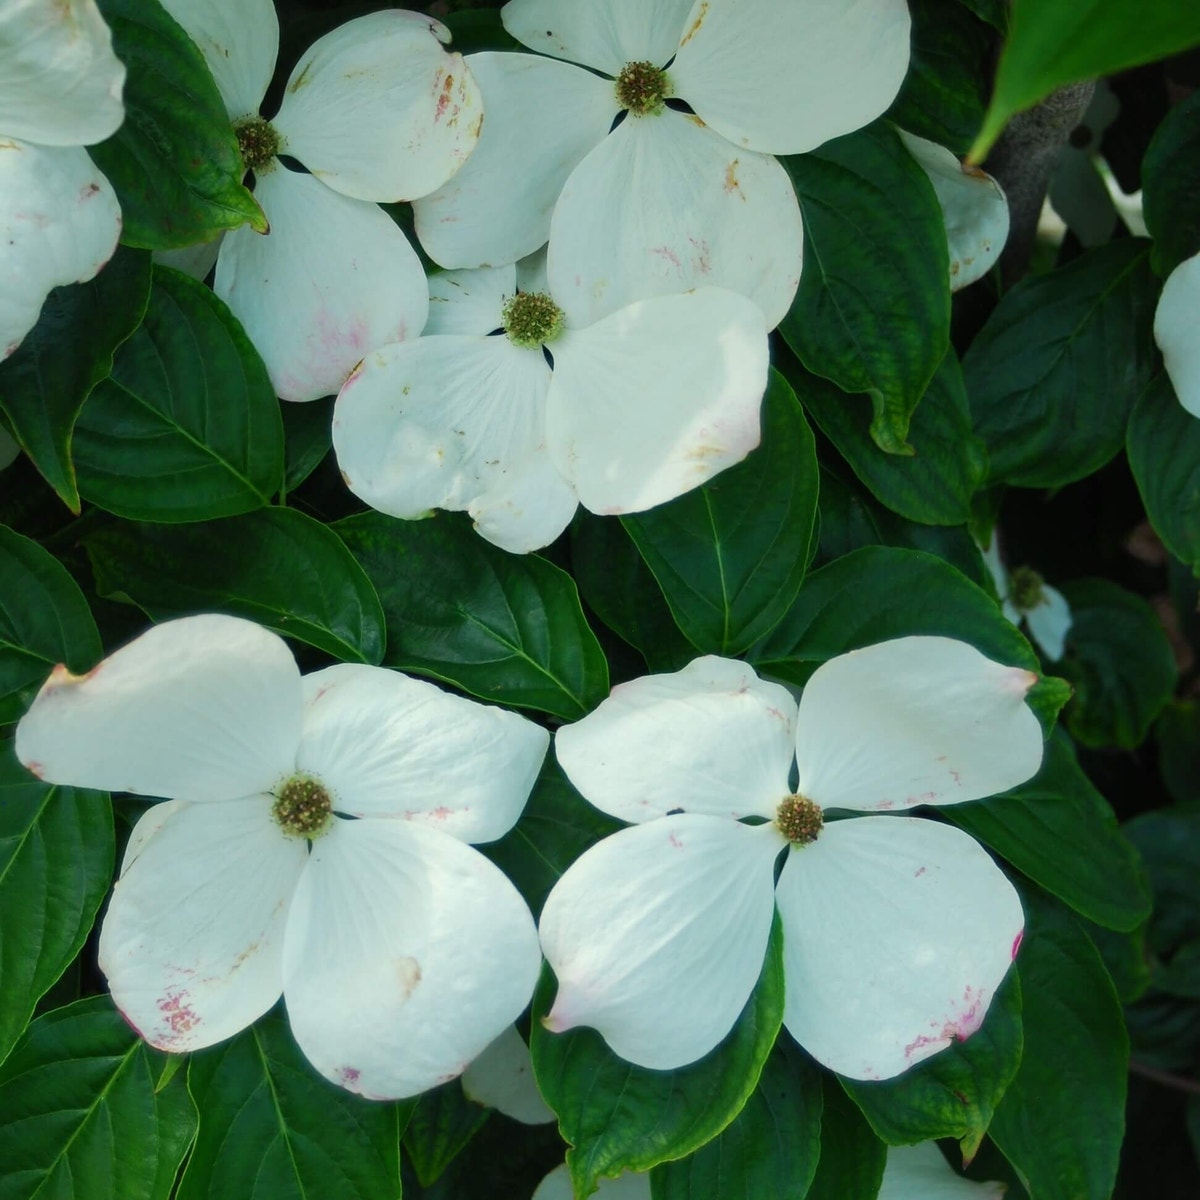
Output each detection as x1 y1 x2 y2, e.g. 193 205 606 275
775 793 823 846
233 115 281 173
502 291 565 348
614 61 670 116
272 774 332 838
1007 566 1047 613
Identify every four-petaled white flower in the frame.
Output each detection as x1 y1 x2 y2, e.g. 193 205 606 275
15 613 548 1100
158 0 483 401
413 0 911 330
980 533 1072 662
332 257 768 553
1153 249 1200 419
540 637 1043 1081
1 0 124 359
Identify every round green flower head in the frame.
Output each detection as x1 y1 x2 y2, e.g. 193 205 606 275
502 291 565 348
615 60 671 116
272 774 333 838
776 794 824 846
234 115 281 173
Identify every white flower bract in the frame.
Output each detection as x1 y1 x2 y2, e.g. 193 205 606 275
1154 250 1200 419
980 533 1073 662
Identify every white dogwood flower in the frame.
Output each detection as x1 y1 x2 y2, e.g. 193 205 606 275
332 260 768 553
414 0 910 329
461 1025 554 1124
1 0 124 358
980 534 1072 662
540 638 1043 1081
1154 250 1200 419
15 614 548 1100
880 1142 1006 1199
158 0 483 401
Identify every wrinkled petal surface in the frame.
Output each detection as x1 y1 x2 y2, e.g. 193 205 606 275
534 1165 652 1200
1155 251 1200 419
1025 585 1072 663
540 815 781 1069
461 1026 554 1124
284 818 541 1099
296 664 547 842
216 168 427 402
425 264 515 336
99 798 305 1053
413 52 614 269
670 0 910 155
776 816 1023 1081
555 655 795 823
0 140 121 360
16 614 302 802
794 637 1043 812
879 1143 1006 1200
0 0 124 145
547 111 803 329
275 11 481 203
548 287 767 514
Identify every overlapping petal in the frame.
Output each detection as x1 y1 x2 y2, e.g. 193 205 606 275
283 819 541 1099
776 816 1023 1080
793 637 1044 812
215 167 427 402
425 264 516 336
880 1142 1006 1200
547 287 768 514
555 655 795 823
1025 585 1072 662
1154 251 1200 419
467 448 579 554
296 664 548 842
99 799 306 1053
461 1026 555 1124
547 110 803 329
274 11 482 203
540 815 781 1069
16 613 303 802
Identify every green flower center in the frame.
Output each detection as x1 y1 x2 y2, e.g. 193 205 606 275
272 775 332 839
1008 566 1046 613
775 794 824 846
234 115 281 173
615 60 670 116
502 291 565 348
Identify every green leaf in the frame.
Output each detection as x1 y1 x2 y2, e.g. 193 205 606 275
0 743 113 1065
83 508 385 665
0 995 197 1200
1057 578 1177 749
0 525 102 724
805 1075 887 1200
1123 806 1200 955
988 890 1128 1200
622 371 818 655
780 120 950 454
90 0 265 248
179 1010 407 1200
1155 701 1200 805
1142 91 1200 276
650 1039 822 1200
1128 373 1200 573
0 247 151 510
842 967 1022 1159
403 1080 491 1187
794 349 987 526
72 266 285 521
336 510 609 720
965 238 1158 488
947 731 1151 932
970 0 1200 161
282 396 333 495
532 915 784 1198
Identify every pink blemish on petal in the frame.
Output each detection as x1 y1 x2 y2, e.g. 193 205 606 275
338 1066 361 1085
650 245 681 269
668 832 683 849
687 236 712 273
157 990 200 1037
1003 668 1039 696
23 760 45 780
117 1006 147 1041
903 1031 947 1061
1011 930 1024 960
434 73 457 122
949 769 963 786
914 866 927 877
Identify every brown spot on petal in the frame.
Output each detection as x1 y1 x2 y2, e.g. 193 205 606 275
723 160 744 199
396 956 422 999
679 1 709 47
157 990 199 1037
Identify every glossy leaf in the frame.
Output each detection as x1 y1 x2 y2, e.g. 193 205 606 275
806 1075 887 1200
403 1080 491 1187
282 396 333 495
1142 91 1200 276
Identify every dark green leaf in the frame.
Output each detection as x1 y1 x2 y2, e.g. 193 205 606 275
1155 701 1200 805
91 0 265 247
622 371 818 655
1123 806 1200 955
0 247 151 510
337 510 608 720
282 396 333 494
73 266 285 521
441 8 521 52
1155 939 1200 1000
532 915 784 1198
965 238 1157 488
0 995 196 1200
780 120 950 454
805 1074 886 1200
403 1080 491 1187
988 890 1127 1200
1142 91 1200 276
1084 920 1152 1004
84 508 385 665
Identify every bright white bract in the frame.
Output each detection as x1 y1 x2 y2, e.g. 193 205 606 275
1154 250 1200 419
542 638 1043 1079
15 614 549 1100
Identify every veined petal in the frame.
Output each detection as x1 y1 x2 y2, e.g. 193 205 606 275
98 798 305 1053
0 140 121 360
794 637 1043 813
879 1143 1006 1200
0 0 124 146
16 614 302 802
541 815 781 1069
547 111 803 329
425 265 515 336
555 656 795 823
1154 251 1200 419
296 664 548 842
332 334 554 534
468 448 578 554
461 1026 555 1124
670 0 910 155
1025 585 1072 663
548 287 767 515
535 1165 652 1200
413 52 614 269
274 11 482 203
157 0 277 120
284 819 541 1100
215 168 427 403
776 816 1023 1081
502 0 694 75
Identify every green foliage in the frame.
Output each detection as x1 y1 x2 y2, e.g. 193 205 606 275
1142 91 1200 277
